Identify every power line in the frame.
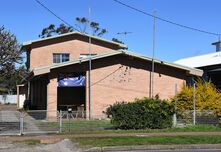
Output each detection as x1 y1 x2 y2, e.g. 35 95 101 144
112 0 221 37
117 32 132 35
34 0 79 31
91 66 123 87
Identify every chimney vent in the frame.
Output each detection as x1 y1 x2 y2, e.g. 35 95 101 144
212 41 221 52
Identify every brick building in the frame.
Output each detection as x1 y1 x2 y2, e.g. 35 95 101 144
17 32 202 118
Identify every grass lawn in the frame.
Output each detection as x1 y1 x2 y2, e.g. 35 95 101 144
57 120 221 133
72 136 221 147
47 119 221 134
58 120 114 132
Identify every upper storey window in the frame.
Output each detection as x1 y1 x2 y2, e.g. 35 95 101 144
53 53 70 63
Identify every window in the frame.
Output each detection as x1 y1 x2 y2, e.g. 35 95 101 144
79 54 97 59
53 53 69 63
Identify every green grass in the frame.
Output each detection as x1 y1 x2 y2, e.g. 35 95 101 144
48 119 221 134
73 136 221 147
52 120 114 132
60 123 221 134
15 139 41 145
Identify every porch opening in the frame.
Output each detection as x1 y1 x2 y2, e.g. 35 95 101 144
57 73 86 113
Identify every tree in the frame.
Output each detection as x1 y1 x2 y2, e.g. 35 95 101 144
0 26 23 76
0 26 25 94
39 17 124 44
0 65 28 94
39 24 73 38
171 80 221 117
39 17 107 38
75 17 107 36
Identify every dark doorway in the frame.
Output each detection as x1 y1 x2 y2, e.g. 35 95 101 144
57 73 86 111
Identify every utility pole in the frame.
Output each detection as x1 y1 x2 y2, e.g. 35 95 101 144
88 7 92 119
173 84 178 127
150 11 156 98
193 82 196 125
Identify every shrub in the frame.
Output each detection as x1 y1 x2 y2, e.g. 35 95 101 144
106 97 174 129
171 79 221 118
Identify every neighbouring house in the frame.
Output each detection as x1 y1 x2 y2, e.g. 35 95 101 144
17 32 202 118
175 41 221 89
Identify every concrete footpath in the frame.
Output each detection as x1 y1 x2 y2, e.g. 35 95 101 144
86 144 221 152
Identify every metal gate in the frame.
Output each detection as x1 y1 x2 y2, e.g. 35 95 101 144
0 110 60 135
0 111 21 135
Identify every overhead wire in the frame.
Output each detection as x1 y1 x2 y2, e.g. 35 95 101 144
34 0 79 31
112 0 221 37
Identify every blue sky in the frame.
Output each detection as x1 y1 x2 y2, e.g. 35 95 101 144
1 0 221 62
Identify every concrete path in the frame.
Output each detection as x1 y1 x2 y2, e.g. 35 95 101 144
0 111 20 135
0 111 20 122
86 144 221 152
0 139 81 152
22 112 41 134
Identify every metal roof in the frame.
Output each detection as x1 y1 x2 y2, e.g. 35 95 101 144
175 51 221 68
33 50 203 77
22 31 127 49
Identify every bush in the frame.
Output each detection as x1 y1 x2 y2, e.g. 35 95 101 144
106 97 174 129
171 79 221 118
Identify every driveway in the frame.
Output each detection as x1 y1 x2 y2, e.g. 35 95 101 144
0 139 81 152
0 110 20 135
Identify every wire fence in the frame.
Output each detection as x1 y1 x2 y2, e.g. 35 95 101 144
0 110 111 135
0 111 21 135
22 110 60 134
0 109 220 135
174 110 219 127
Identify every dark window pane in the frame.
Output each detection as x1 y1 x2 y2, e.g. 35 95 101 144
53 53 69 63
62 54 69 62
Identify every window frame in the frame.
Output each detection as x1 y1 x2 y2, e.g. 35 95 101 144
53 53 70 63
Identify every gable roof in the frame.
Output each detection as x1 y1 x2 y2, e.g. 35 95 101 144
33 50 203 77
22 31 127 49
175 52 221 68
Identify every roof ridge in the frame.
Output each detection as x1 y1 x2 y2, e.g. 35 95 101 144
22 31 128 49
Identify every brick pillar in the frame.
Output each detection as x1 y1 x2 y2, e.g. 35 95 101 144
47 77 57 118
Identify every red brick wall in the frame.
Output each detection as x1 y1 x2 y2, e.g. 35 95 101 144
88 55 185 117
47 54 186 118
29 37 117 70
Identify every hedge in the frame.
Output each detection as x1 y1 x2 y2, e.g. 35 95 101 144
106 97 174 129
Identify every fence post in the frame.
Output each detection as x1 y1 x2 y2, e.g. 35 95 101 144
59 110 62 133
19 112 24 135
173 83 177 127
193 83 196 125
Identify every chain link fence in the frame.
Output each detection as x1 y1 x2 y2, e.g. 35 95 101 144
1 109 219 135
174 110 219 127
22 110 60 134
0 111 21 135
0 110 112 135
